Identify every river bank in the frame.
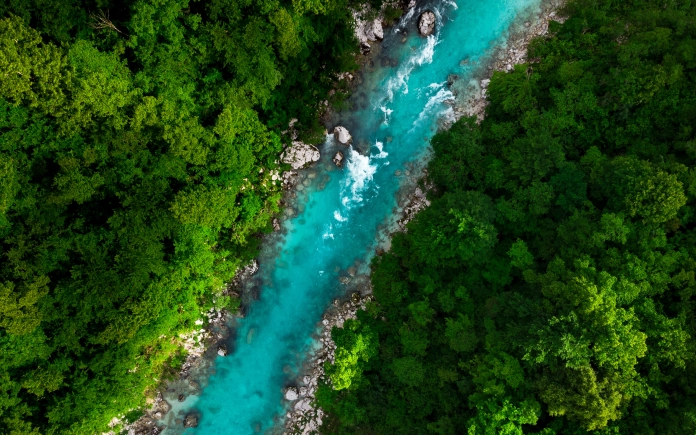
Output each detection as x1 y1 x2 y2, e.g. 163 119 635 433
450 0 567 122
281 1 566 433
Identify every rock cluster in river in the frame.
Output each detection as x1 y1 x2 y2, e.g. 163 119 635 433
281 141 321 170
279 118 322 170
353 0 412 53
418 11 436 36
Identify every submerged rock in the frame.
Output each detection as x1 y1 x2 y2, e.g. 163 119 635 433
217 344 228 357
418 11 436 36
183 414 199 428
285 387 299 401
333 126 352 144
447 74 459 86
332 151 344 167
281 141 321 170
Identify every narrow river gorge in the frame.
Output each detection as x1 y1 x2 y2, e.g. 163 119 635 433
157 0 545 433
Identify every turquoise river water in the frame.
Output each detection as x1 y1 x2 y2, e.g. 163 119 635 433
167 0 541 433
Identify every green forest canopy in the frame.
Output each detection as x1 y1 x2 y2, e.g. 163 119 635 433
320 0 696 433
0 0 383 433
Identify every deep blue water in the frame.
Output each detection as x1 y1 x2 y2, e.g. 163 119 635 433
167 0 541 433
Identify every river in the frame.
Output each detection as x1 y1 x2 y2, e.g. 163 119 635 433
161 0 542 433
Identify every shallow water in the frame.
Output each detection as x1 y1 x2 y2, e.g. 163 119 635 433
167 0 541 433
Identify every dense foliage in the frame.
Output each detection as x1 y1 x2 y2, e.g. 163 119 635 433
319 0 696 433
0 0 377 433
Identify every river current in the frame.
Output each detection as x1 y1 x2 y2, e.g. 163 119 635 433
164 0 541 433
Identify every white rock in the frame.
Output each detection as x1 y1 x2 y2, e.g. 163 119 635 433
407 0 416 9
355 14 384 43
372 19 384 41
418 11 436 36
281 142 320 170
285 387 299 401
333 126 352 144
294 399 312 412
332 151 344 167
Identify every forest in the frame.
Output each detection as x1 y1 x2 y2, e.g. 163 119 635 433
0 0 383 433
320 0 696 433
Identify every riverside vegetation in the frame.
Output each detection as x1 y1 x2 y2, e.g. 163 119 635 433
320 0 696 433
0 0 393 433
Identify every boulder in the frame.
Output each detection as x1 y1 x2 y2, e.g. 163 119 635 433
183 414 199 428
285 387 299 401
356 16 384 43
418 11 436 36
332 151 344 167
360 42 371 54
217 344 228 357
372 20 384 41
333 126 352 145
281 141 321 170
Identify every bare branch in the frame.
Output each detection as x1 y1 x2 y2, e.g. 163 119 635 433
89 10 125 35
